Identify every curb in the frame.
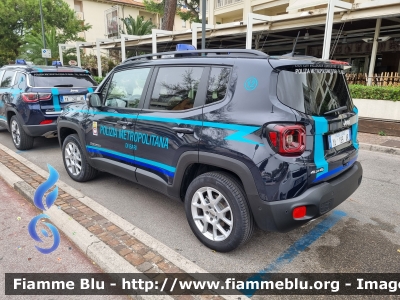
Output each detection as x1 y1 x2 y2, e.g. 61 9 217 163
0 161 165 300
0 143 240 300
359 143 400 156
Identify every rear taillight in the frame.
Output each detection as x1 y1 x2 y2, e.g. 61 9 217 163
38 93 52 101
267 124 306 156
22 93 38 103
21 93 52 103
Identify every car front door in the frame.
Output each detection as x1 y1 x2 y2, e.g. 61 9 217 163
84 67 152 181
134 65 207 192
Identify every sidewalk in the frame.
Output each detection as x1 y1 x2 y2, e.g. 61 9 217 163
358 132 400 155
0 143 223 300
0 177 130 300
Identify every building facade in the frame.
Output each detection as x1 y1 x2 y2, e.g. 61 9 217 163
202 0 400 74
64 0 186 43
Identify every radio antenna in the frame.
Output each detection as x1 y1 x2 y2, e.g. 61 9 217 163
287 31 301 57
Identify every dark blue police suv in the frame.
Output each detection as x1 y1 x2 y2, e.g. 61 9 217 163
57 48 363 252
0 60 96 150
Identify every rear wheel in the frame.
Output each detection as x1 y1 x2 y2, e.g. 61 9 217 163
10 115 34 150
184 171 254 252
62 134 98 182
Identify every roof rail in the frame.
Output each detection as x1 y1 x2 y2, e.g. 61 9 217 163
123 49 268 63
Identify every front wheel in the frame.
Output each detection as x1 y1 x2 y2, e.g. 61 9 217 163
184 171 254 252
62 134 98 182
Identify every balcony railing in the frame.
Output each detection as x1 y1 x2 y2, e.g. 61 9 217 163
215 0 243 9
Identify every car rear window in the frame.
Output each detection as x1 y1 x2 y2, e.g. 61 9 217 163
277 68 353 116
31 73 96 87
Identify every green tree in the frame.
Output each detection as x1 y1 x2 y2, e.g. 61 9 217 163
177 0 200 23
121 15 156 35
20 27 66 64
162 0 177 30
0 0 91 65
143 0 163 29
143 0 200 30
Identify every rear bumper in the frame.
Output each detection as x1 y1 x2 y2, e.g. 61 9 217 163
22 124 58 138
251 161 363 232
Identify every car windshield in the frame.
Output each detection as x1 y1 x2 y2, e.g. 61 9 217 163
31 73 96 87
277 68 353 116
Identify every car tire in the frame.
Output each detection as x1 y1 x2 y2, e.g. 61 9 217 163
10 115 34 150
62 134 98 182
184 171 254 252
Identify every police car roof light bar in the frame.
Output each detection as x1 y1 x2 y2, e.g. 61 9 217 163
16 59 27 65
123 48 268 63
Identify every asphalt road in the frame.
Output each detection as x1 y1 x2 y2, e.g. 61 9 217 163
0 129 399 274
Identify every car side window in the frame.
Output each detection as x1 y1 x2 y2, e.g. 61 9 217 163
149 66 203 111
1 70 15 88
206 67 231 105
104 68 150 109
14 73 27 90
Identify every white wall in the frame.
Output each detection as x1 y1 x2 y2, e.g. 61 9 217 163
354 99 400 121
80 1 142 42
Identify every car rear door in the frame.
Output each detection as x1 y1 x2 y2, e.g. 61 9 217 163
274 63 359 186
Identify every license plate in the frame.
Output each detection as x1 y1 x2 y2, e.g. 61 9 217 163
328 128 351 149
61 95 85 103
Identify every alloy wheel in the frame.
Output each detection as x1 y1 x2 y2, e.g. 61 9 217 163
11 120 21 146
64 142 82 176
191 187 233 242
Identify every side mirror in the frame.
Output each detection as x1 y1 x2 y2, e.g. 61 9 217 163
88 93 102 108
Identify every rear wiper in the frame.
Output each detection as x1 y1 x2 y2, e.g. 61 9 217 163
53 84 73 87
324 106 348 115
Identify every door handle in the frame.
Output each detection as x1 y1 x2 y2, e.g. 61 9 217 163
117 120 133 126
172 127 194 134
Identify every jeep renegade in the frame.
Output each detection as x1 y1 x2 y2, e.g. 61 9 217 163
0 60 96 150
57 48 363 252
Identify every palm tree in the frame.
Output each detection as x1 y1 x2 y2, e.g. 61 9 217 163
121 15 155 36
20 28 63 65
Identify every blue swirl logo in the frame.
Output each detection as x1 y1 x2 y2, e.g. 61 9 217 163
28 164 61 254
244 77 258 91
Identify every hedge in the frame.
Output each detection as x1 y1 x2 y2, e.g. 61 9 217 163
348 84 400 101
93 76 104 84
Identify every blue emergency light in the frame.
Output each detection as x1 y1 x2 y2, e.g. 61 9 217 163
52 61 62 66
176 44 196 51
15 59 27 65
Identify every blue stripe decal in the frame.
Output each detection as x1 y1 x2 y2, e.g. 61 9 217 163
51 88 61 112
312 117 329 178
86 146 176 177
0 116 6 121
34 68 43 73
351 107 359 149
87 87 94 93
242 210 347 297
72 109 262 145
312 157 357 183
